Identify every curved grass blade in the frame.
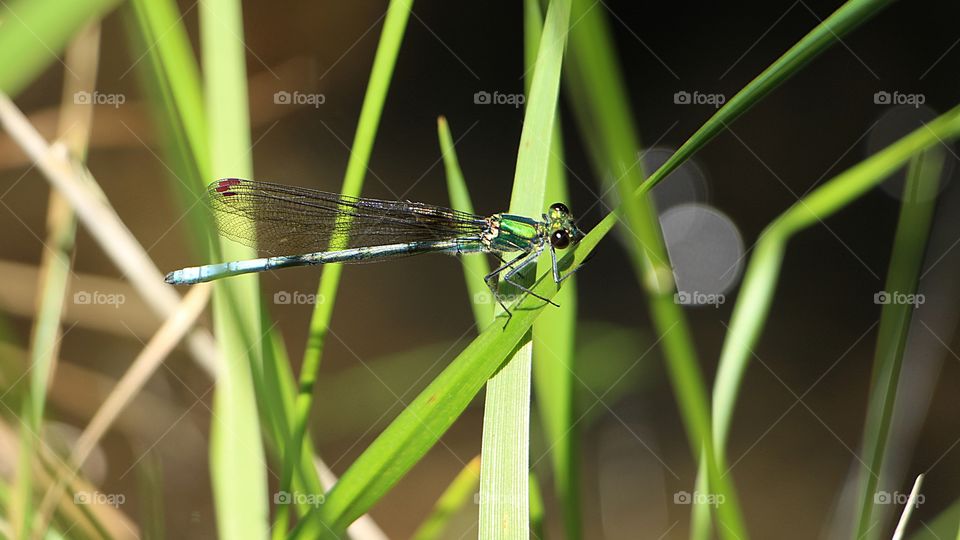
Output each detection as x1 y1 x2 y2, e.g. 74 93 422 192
708 106 960 540
638 0 894 194
293 205 609 537
638 0 898 535
563 0 745 536
296 2 910 532
300 101 960 536
0 0 120 97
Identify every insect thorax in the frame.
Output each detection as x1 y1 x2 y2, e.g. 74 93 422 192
481 215 502 250
483 214 542 253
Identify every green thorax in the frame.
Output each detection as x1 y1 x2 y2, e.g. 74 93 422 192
491 214 543 251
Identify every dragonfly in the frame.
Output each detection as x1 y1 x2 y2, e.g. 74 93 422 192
165 178 584 313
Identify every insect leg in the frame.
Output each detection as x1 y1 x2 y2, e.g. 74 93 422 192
485 250 531 316
502 247 560 308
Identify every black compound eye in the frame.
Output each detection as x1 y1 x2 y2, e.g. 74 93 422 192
549 202 569 214
550 229 571 249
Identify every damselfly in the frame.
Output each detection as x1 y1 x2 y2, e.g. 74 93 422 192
165 178 584 312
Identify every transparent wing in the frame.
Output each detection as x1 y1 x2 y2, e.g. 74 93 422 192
204 178 487 255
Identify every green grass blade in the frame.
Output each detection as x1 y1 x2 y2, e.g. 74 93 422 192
295 199 610 534
0 0 120 97
410 456 481 540
529 472 545 539
126 0 326 526
295 271 592 537
708 105 960 540
526 0 581 537
281 0 413 534
298 105 960 540
638 0 894 193
13 401 34 540
294 323 525 534
126 0 209 184
260 321 326 502
853 150 943 539
299 0 413 366
136 456 166 540
200 0 269 537
631 1 897 535
292 2 914 532
478 0 570 536
128 0 312 535
437 116 493 330
16 23 100 539
479 354 534 538
563 1 746 536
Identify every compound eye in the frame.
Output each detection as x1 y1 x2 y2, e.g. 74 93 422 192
549 202 569 215
550 229 571 249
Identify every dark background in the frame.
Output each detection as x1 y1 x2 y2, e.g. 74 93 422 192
2 0 959 537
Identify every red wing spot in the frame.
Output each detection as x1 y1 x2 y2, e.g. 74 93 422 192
221 191 238 197
215 179 242 192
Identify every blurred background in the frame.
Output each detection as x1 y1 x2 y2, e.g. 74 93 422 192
2 0 960 538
